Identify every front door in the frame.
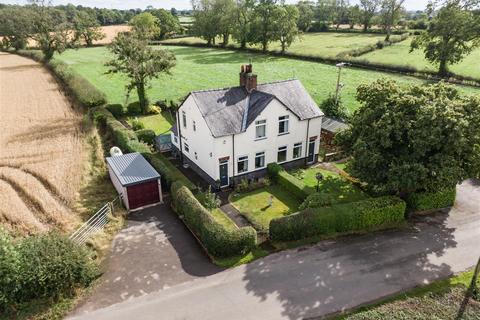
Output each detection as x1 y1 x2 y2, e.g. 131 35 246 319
219 162 229 187
307 140 316 163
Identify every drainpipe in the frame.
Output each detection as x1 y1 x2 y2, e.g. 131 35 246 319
176 110 184 164
305 119 311 166
231 134 235 188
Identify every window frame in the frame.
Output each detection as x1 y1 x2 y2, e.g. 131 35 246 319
183 142 189 153
237 155 249 174
293 142 302 159
277 145 287 163
255 151 266 169
255 119 267 140
278 115 290 135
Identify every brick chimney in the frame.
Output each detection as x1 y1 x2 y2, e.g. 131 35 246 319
239 64 257 93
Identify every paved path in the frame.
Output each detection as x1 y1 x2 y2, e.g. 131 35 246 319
70 179 480 320
217 190 251 228
71 204 222 316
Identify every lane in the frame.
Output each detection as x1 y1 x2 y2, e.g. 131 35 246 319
70 179 480 320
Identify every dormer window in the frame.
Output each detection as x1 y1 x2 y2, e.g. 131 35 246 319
278 115 289 135
255 119 266 139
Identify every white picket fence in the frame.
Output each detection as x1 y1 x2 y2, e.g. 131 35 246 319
70 195 122 245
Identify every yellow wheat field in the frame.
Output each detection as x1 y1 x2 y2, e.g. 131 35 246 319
0 52 86 236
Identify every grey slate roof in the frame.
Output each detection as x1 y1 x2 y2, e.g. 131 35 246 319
321 117 349 133
188 79 323 137
106 152 160 187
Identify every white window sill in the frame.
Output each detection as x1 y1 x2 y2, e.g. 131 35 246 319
255 137 267 141
278 132 290 136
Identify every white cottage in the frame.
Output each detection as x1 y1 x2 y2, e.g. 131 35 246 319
171 64 324 188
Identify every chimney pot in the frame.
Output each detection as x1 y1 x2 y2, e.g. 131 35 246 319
239 64 257 92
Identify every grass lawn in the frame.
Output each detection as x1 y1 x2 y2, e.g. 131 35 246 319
161 32 387 58
210 208 238 231
354 38 480 80
230 185 301 232
127 112 174 135
334 163 347 171
54 46 480 113
290 167 368 204
337 269 480 319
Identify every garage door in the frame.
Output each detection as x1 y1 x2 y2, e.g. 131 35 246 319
127 180 160 210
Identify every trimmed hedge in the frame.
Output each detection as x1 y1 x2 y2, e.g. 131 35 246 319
143 152 196 191
136 129 156 145
405 188 456 212
171 181 256 257
267 163 313 200
93 108 151 154
269 196 406 242
106 103 124 118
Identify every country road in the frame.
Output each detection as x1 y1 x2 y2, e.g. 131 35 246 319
70 179 480 320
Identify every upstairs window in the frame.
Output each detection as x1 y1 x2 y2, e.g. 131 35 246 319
278 115 289 135
255 119 266 139
182 111 187 128
255 152 265 169
184 142 189 153
277 146 287 163
293 142 302 159
237 156 248 173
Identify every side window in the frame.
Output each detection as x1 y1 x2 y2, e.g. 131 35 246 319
184 142 189 153
182 111 187 128
193 120 196 132
278 115 289 135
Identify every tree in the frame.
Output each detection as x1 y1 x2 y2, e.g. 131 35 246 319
72 10 105 47
320 94 349 120
250 0 278 52
232 0 255 48
347 5 361 29
191 0 219 45
129 12 160 40
315 0 335 25
359 0 380 32
213 0 237 46
380 0 405 41
29 0 70 61
273 5 300 53
336 79 480 196
151 9 181 40
106 32 176 114
410 2 480 76
0 6 33 50
297 1 315 32
332 0 350 30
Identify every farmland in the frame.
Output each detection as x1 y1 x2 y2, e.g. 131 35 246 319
354 38 480 80
161 32 388 58
55 45 480 113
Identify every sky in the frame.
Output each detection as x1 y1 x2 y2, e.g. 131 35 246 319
0 0 430 11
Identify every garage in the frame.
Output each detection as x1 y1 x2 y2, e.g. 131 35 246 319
106 152 163 211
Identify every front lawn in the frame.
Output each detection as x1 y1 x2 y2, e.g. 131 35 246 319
290 167 368 204
127 112 174 135
210 208 238 231
230 185 301 232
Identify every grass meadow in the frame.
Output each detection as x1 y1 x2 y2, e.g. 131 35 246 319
354 38 480 79
55 46 480 113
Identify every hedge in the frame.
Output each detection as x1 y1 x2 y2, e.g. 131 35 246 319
171 181 256 257
136 129 156 145
143 152 196 191
405 188 456 212
269 196 406 242
93 107 151 154
267 163 313 200
106 103 124 118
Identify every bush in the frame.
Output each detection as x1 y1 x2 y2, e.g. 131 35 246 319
130 118 146 131
148 105 161 114
319 94 349 120
106 104 124 118
127 101 142 115
299 192 335 209
196 186 221 210
0 229 98 310
143 152 197 191
16 49 44 62
235 177 271 193
310 21 329 32
267 163 313 200
405 188 456 212
171 181 256 257
136 129 156 145
269 196 406 242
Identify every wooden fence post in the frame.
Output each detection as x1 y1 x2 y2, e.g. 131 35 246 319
456 257 480 319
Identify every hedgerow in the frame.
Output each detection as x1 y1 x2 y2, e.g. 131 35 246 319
267 163 313 200
171 181 256 257
269 196 406 242
143 152 196 191
405 188 456 212
0 229 98 311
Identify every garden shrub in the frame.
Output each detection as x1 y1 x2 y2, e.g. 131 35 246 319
0 229 98 311
299 192 335 209
136 129 156 145
127 101 142 115
143 152 197 191
196 186 221 210
235 177 271 193
106 103 124 118
171 181 256 257
267 163 313 200
130 117 146 131
405 188 456 212
269 196 406 242
148 105 161 114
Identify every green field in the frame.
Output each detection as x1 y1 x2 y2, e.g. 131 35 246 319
55 46 479 112
354 38 480 79
161 32 387 58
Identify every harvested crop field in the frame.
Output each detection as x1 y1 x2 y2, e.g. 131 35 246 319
0 52 86 235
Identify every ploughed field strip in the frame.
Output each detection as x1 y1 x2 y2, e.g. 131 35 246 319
0 52 85 235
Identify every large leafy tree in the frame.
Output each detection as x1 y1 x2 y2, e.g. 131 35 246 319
232 0 255 48
336 79 480 196
191 0 220 45
380 0 405 41
296 1 315 32
72 10 105 47
150 9 182 40
273 5 300 53
250 0 278 52
410 2 480 76
213 0 237 46
129 12 160 40
106 31 176 114
359 0 380 32
0 6 33 50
